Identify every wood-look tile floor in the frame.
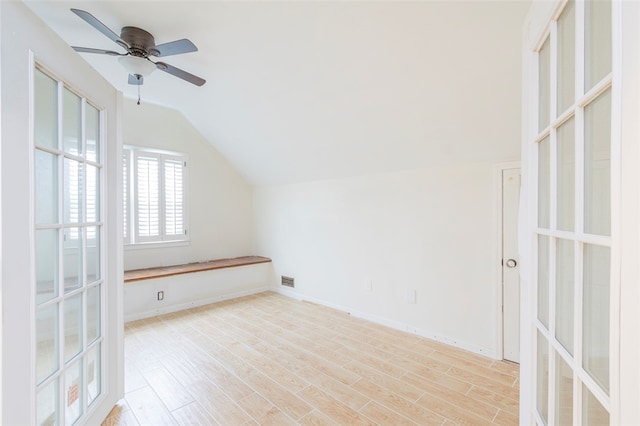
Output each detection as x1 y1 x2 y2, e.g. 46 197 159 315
103 292 519 426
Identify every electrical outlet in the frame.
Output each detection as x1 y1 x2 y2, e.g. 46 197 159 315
157 291 164 301
366 280 373 292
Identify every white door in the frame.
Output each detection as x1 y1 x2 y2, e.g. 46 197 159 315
523 0 618 424
502 168 520 363
1 2 123 424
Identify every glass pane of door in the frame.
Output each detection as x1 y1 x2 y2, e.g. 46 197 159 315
36 304 59 384
85 104 100 163
584 0 611 91
583 385 609 425
35 150 58 225
539 37 551 131
538 136 551 228
63 227 82 294
555 352 573 425
583 243 610 393
34 69 58 150
86 285 100 344
537 331 549 424
63 88 82 155
557 117 575 232
555 238 574 354
63 158 84 225
35 229 58 305
87 228 100 285
538 235 550 328
64 361 83 425
86 165 99 224
86 344 101 406
584 89 611 236
37 378 58 426
557 0 575 115
64 294 83 363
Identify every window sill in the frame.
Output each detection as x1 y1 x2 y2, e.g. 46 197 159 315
124 240 190 251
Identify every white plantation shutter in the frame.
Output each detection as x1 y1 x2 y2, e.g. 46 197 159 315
135 153 161 241
163 157 184 239
126 147 187 244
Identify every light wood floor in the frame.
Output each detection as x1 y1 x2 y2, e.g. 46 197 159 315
103 292 519 425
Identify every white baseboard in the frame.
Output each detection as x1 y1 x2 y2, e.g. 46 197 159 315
272 286 497 359
124 286 270 322
408 326 496 359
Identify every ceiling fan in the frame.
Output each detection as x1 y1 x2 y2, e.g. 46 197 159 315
70 8 206 88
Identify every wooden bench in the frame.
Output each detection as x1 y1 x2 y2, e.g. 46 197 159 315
124 256 272 283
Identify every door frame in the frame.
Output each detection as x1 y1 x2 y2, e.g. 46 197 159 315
494 161 521 362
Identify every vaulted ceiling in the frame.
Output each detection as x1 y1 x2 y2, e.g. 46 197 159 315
25 1 529 186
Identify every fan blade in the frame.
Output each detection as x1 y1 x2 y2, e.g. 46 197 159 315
153 39 198 57
71 9 129 50
156 62 206 86
72 46 124 56
128 74 144 85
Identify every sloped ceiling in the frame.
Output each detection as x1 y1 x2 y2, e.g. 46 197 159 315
25 1 529 186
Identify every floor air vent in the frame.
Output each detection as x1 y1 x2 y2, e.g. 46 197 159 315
281 276 295 288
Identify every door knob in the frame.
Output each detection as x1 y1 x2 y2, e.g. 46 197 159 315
505 259 517 268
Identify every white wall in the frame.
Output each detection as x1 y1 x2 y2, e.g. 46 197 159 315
122 99 254 270
254 163 504 356
251 2 527 359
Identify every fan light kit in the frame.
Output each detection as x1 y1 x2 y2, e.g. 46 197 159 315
118 56 157 77
70 8 206 104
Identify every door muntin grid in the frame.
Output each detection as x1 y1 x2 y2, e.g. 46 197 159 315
533 0 614 424
34 66 104 426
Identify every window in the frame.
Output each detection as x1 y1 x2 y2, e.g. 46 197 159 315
123 146 188 245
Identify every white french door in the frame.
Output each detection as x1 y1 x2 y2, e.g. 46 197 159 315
525 0 618 424
33 67 105 425
1 2 123 424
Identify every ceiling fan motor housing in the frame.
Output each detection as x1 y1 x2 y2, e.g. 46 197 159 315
120 26 159 57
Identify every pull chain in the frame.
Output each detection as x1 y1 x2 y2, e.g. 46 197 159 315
133 74 142 105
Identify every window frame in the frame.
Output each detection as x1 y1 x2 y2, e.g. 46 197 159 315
123 145 189 247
